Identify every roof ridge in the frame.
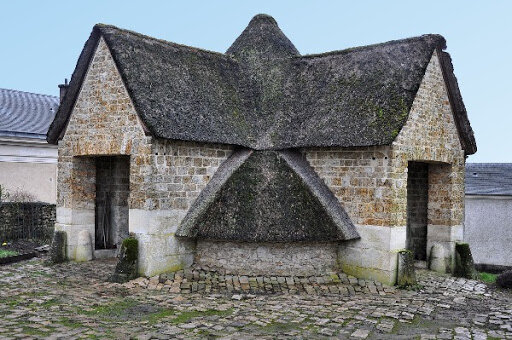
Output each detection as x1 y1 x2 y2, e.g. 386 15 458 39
301 34 446 59
0 87 58 100
94 23 232 59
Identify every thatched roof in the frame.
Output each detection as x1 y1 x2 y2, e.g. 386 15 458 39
47 14 476 155
176 149 359 242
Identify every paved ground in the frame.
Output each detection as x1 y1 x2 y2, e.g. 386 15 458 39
0 258 511 339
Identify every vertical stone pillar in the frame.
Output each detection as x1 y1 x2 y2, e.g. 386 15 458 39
55 156 96 261
426 162 464 273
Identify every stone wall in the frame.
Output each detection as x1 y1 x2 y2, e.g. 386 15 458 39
131 140 232 276
0 202 55 242
305 51 465 284
56 37 233 275
195 241 339 276
392 51 465 273
305 146 393 226
56 39 467 284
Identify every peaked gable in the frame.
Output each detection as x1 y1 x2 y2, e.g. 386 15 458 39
394 51 463 154
48 15 476 155
176 149 359 242
61 37 146 154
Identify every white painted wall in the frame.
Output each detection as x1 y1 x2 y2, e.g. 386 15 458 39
464 195 512 268
0 137 57 203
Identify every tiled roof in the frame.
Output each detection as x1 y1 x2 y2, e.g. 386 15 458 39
0 88 59 139
466 163 512 196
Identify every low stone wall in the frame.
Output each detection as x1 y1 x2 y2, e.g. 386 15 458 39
195 241 339 276
0 202 56 242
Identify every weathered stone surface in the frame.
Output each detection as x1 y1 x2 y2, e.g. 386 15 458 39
308 52 466 284
397 250 417 287
195 241 339 276
110 236 138 283
54 37 232 276
51 18 471 286
429 243 447 273
48 231 66 264
75 230 93 262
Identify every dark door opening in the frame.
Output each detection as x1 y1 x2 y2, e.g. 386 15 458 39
95 156 129 250
406 161 429 261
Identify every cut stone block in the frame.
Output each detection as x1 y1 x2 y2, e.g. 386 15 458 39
75 230 93 262
429 243 447 273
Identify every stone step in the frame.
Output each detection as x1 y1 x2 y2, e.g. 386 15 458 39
123 269 394 296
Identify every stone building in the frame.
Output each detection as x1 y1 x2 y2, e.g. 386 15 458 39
47 14 476 284
464 163 512 271
0 88 59 203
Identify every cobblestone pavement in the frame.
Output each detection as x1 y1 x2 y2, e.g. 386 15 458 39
0 258 511 339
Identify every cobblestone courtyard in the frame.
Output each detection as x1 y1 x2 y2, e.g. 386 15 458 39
0 258 511 339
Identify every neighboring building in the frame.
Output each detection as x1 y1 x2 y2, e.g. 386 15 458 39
464 163 512 271
0 88 59 203
47 14 476 285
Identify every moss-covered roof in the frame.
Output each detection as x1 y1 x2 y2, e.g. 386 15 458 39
176 149 359 242
47 14 476 155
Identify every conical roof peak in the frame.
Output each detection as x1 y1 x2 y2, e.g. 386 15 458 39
226 14 299 60
249 13 278 24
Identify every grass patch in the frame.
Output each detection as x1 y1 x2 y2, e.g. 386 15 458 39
21 326 52 336
30 270 54 278
6 297 24 307
262 321 302 333
147 309 176 324
478 272 497 284
170 308 234 324
36 298 61 309
0 249 18 258
59 317 84 328
82 298 139 317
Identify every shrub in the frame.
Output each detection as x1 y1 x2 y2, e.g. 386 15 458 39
0 185 36 203
7 188 36 202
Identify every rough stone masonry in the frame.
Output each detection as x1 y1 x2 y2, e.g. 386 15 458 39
47 14 476 285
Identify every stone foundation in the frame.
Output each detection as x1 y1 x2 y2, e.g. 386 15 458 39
427 224 463 273
338 225 406 285
195 241 339 276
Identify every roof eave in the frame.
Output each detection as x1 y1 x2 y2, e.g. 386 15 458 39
437 49 477 155
46 27 103 145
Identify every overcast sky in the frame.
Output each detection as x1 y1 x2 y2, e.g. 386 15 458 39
0 1 510 163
